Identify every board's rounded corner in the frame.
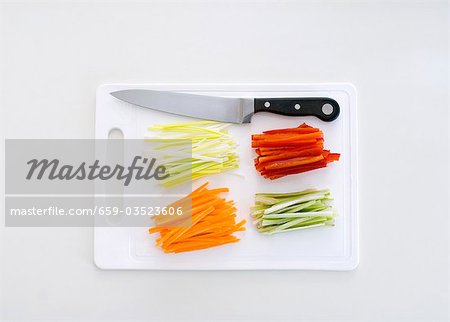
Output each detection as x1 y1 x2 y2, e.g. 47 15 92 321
93 254 109 270
344 255 359 271
96 84 114 97
340 83 357 98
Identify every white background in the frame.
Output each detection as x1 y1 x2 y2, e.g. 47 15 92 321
0 1 448 321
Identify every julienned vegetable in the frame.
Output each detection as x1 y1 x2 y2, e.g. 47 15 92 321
251 189 336 235
146 121 239 187
252 123 340 179
149 182 246 253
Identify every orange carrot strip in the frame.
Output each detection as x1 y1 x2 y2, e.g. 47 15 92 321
206 187 229 194
162 206 215 247
191 182 209 195
166 238 239 253
155 205 215 246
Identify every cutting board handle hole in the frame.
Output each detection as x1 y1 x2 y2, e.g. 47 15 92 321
105 127 125 226
108 128 124 140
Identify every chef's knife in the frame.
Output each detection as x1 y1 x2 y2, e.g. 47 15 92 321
111 89 340 123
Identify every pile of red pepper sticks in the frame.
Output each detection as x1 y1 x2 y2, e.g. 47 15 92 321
252 123 340 180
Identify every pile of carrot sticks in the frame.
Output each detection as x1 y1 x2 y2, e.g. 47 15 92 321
149 183 246 253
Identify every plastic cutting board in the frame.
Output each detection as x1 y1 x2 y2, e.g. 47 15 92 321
94 83 358 270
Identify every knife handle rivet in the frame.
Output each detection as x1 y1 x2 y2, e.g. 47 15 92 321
264 101 271 108
322 103 333 115
294 104 301 110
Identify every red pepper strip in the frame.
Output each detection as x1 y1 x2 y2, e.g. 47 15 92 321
255 144 324 156
252 139 319 148
255 164 265 172
263 154 324 170
252 131 322 141
261 138 324 150
262 127 319 135
257 147 324 164
258 144 323 158
255 162 266 172
262 154 335 176
298 123 313 128
261 160 328 178
252 132 324 144
326 153 340 162
252 138 318 147
263 165 327 179
253 139 323 153
265 164 328 179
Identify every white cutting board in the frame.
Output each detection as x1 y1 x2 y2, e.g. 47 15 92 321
94 83 358 270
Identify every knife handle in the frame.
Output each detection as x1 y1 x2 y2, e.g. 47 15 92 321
254 97 340 122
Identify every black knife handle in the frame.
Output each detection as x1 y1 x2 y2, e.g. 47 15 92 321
254 97 340 122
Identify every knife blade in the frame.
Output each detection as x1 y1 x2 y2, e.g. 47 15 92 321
110 89 340 123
